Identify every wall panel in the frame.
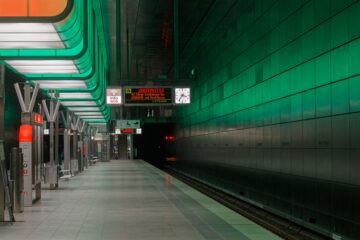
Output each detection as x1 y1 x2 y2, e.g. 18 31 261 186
174 1 360 239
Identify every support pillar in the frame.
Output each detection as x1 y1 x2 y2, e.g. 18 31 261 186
60 111 72 172
0 65 5 220
84 124 89 168
70 116 80 175
55 111 59 170
88 127 93 166
77 120 86 172
14 83 40 207
42 99 60 189
127 134 134 160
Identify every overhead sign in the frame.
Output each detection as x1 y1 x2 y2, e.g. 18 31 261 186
94 133 103 141
124 87 172 105
106 87 122 105
119 128 142 135
33 113 44 125
116 120 140 129
122 128 135 134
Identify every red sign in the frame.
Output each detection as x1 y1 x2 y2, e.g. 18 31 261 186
165 135 175 141
34 113 44 125
122 128 135 134
23 169 29 176
19 125 33 142
124 87 173 104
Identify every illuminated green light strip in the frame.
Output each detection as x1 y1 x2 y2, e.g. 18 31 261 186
0 0 111 123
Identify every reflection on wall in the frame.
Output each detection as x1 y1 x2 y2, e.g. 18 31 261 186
173 1 360 239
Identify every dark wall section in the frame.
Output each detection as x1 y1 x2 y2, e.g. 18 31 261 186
3 68 24 160
173 1 360 239
135 123 174 167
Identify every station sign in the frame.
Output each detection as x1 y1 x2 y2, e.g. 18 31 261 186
115 120 142 135
21 112 44 125
116 120 140 129
121 128 135 134
94 133 103 141
118 128 142 135
124 87 172 105
33 113 44 125
106 87 122 105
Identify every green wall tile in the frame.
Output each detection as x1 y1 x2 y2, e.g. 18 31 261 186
331 45 349 82
349 76 360 112
302 90 316 119
316 85 331 117
348 38 360 76
315 54 331 86
332 80 349 114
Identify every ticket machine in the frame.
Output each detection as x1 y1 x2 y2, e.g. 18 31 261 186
15 83 43 207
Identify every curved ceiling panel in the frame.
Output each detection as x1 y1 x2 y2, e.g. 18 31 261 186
0 0 71 18
0 0 111 124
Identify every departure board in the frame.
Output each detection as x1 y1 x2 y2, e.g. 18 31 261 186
124 87 173 104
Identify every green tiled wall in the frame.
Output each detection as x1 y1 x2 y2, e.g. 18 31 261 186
174 1 360 239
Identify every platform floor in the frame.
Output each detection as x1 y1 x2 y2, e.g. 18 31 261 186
0 160 282 240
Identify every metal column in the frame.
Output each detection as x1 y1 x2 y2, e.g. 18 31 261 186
84 123 89 168
91 128 98 160
88 127 92 166
77 120 86 172
55 112 59 170
60 111 72 172
88 127 97 165
83 124 89 168
42 99 60 189
0 65 5 220
70 116 80 174
127 134 134 160
14 83 40 207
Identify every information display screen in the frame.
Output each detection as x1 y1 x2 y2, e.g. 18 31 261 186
124 87 173 104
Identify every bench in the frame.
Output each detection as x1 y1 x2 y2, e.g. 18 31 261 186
90 157 98 164
59 170 72 180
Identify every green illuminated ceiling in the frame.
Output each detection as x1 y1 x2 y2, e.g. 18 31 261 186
0 0 111 124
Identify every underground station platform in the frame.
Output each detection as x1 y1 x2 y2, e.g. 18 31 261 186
0 160 281 240
0 0 359 240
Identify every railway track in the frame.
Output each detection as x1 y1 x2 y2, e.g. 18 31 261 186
165 166 330 240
